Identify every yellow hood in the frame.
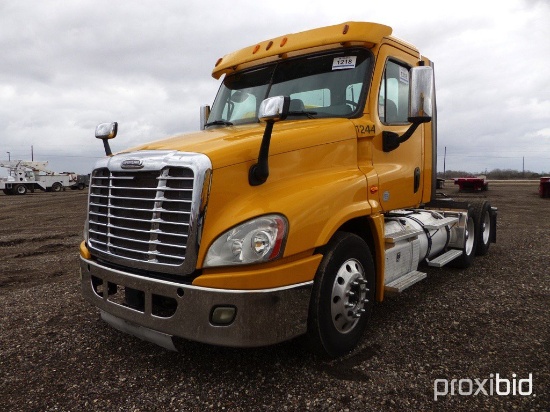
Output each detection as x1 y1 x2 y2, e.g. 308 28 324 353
125 118 356 169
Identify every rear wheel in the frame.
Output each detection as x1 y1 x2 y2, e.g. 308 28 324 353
449 206 476 269
472 200 493 256
51 182 62 192
307 232 375 357
14 184 27 195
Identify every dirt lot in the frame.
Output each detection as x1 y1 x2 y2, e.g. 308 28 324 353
0 183 548 411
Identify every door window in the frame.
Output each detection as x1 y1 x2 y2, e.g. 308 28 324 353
379 60 410 124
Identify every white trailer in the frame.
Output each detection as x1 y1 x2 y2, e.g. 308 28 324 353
0 161 75 195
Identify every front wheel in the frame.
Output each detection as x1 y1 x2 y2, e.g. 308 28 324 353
307 232 375 357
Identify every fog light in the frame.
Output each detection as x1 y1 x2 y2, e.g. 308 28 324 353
210 306 236 325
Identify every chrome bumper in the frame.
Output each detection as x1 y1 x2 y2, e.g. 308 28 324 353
80 258 313 348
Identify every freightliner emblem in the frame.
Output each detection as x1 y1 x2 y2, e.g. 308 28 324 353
121 159 144 169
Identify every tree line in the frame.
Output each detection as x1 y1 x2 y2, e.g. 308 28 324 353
437 169 549 180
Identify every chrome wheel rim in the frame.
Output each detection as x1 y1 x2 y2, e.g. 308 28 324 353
465 216 475 255
481 211 491 244
330 258 369 334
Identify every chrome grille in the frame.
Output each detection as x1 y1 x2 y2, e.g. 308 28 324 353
88 167 194 266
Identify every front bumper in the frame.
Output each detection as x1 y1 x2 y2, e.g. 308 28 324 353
80 257 313 348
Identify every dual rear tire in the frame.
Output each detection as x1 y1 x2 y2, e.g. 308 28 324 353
449 200 495 268
472 200 493 256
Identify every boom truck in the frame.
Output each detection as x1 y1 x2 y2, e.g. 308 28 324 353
79 22 497 357
0 160 75 195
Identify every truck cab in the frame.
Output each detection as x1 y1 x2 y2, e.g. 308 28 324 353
80 22 496 357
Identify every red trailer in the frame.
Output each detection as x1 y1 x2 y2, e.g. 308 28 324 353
454 176 489 191
540 177 550 198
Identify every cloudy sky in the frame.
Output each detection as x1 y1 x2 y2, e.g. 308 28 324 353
1 0 549 177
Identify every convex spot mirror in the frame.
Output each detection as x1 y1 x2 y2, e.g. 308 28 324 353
95 122 118 140
95 122 118 156
259 96 290 122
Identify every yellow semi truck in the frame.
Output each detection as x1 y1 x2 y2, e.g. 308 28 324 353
79 22 497 357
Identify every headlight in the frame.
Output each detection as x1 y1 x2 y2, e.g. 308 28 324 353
204 214 288 267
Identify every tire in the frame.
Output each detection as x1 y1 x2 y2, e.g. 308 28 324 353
307 232 375 358
14 184 27 195
449 206 477 269
51 182 62 192
472 200 493 256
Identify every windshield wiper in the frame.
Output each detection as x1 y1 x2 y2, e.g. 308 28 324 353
288 110 317 119
205 120 234 127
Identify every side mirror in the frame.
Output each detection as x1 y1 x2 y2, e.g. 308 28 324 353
383 66 434 153
200 105 210 130
409 66 434 122
95 122 118 156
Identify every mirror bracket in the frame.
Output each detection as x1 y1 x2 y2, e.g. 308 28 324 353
248 96 290 186
382 118 429 152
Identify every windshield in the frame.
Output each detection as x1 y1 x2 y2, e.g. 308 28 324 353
207 48 373 127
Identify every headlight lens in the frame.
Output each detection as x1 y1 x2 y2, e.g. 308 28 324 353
204 214 288 267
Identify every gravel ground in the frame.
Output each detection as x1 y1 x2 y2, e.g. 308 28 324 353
0 183 548 411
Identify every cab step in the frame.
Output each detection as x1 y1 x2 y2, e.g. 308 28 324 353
427 249 463 267
385 228 424 244
385 270 427 294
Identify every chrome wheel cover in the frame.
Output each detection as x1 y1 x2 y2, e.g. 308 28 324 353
330 258 369 334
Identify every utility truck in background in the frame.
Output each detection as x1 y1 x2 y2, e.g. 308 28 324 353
79 22 497 357
0 160 76 195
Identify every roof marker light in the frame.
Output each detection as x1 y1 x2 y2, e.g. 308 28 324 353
280 37 288 47
253 44 260 54
343 24 349 34
266 41 273 51
215 58 223 67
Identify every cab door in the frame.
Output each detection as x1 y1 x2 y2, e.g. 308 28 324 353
370 45 425 211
